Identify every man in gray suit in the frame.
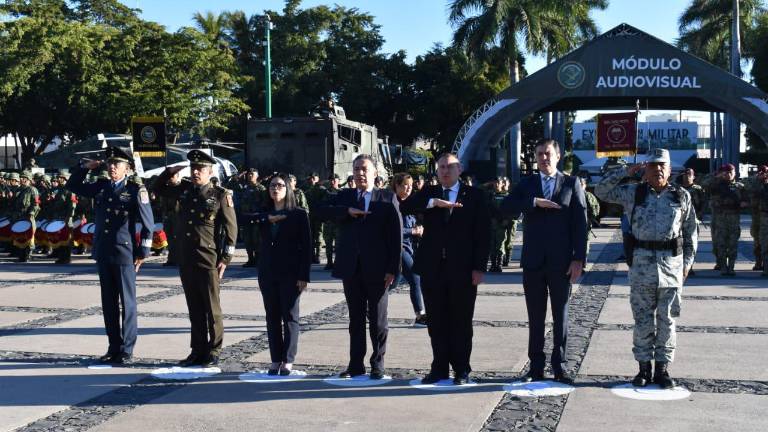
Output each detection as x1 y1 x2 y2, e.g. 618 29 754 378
502 139 588 384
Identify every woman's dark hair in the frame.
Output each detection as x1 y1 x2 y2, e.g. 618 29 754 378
266 173 297 211
391 172 413 192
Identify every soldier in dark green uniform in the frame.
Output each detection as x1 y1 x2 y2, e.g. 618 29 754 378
288 174 308 210
239 168 266 267
154 150 239 366
581 177 601 267
49 172 78 264
500 176 518 267
745 170 764 271
12 171 40 262
322 173 342 270
304 173 325 264
705 164 748 276
487 177 508 272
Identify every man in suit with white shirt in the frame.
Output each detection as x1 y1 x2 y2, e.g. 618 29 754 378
401 153 490 385
315 155 402 380
502 140 587 384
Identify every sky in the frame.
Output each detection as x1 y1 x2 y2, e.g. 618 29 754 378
125 0 725 123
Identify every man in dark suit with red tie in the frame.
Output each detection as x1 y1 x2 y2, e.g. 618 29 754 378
315 155 402 379
502 139 587 384
401 153 490 385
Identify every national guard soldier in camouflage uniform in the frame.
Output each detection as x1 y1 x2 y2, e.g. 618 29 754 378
705 164 748 276
595 149 697 389
745 169 765 271
500 176 518 267
12 171 40 262
322 173 342 270
154 150 238 366
581 177 600 266
487 177 508 272
304 173 325 264
239 168 266 267
679 168 706 275
754 165 768 276
50 171 78 264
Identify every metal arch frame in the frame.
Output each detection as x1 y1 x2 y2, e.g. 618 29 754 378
451 97 499 155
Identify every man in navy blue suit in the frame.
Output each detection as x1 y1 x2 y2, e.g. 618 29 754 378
315 154 402 379
502 140 587 384
66 146 154 364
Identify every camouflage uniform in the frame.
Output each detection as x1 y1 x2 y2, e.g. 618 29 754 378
239 181 266 266
745 176 763 270
584 189 600 260
49 178 78 263
706 177 746 275
595 165 697 367
501 178 518 266
294 187 309 211
487 185 508 272
304 183 326 263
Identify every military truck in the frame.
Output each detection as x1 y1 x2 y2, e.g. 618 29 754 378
245 105 391 179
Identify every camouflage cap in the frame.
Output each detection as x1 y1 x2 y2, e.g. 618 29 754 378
8 172 20 181
645 148 670 164
20 171 33 180
187 149 215 166
42 175 51 182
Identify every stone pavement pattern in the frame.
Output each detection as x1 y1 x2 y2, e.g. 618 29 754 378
0 218 766 431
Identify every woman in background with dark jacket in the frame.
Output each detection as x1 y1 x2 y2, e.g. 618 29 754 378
391 173 427 327
246 173 311 375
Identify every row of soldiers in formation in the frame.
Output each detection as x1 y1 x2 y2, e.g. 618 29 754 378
1 163 766 275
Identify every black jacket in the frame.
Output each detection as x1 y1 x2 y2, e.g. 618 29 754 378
247 207 312 283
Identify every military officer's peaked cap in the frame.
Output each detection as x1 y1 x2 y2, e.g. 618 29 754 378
645 148 670 164
105 146 133 164
187 149 216 166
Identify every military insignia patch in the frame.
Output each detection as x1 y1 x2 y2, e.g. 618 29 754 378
139 188 149 204
226 193 233 207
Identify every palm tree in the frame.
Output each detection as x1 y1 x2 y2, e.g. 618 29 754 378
192 10 229 47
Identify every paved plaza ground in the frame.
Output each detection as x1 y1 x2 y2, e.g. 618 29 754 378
0 218 766 431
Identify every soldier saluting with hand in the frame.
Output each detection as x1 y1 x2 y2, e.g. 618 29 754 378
153 150 238 367
595 148 697 389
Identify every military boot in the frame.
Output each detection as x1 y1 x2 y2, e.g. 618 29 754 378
55 246 71 264
312 246 321 264
242 250 255 267
725 256 737 276
502 249 511 267
18 247 31 263
324 247 334 270
653 361 676 389
631 361 652 387
489 255 501 273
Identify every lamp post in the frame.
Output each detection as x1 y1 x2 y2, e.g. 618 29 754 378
264 14 272 119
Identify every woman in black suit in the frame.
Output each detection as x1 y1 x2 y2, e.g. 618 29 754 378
246 173 311 375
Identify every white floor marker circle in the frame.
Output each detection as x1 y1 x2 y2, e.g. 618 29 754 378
87 364 113 370
323 374 392 387
239 370 308 383
504 380 575 397
611 383 691 401
409 378 478 391
151 366 221 380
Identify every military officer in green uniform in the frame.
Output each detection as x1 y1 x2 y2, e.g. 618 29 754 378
12 171 40 262
304 173 325 264
322 173 342 270
154 150 238 366
288 174 308 210
239 168 266 267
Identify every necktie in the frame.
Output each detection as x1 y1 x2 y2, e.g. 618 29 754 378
357 191 366 211
442 188 451 223
543 176 553 200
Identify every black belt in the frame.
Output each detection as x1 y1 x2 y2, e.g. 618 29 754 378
636 237 681 252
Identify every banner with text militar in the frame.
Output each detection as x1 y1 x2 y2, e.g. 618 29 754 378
131 116 166 157
596 112 637 158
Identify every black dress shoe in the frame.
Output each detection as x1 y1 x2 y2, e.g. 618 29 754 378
267 368 279 376
179 353 202 367
369 369 385 380
521 370 545 382
203 354 219 366
553 371 575 385
279 367 292 376
453 372 470 385
421 372 448 384
98 352 119 363
338 369 365 378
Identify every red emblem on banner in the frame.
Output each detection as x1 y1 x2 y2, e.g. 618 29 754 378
596 112 637 157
